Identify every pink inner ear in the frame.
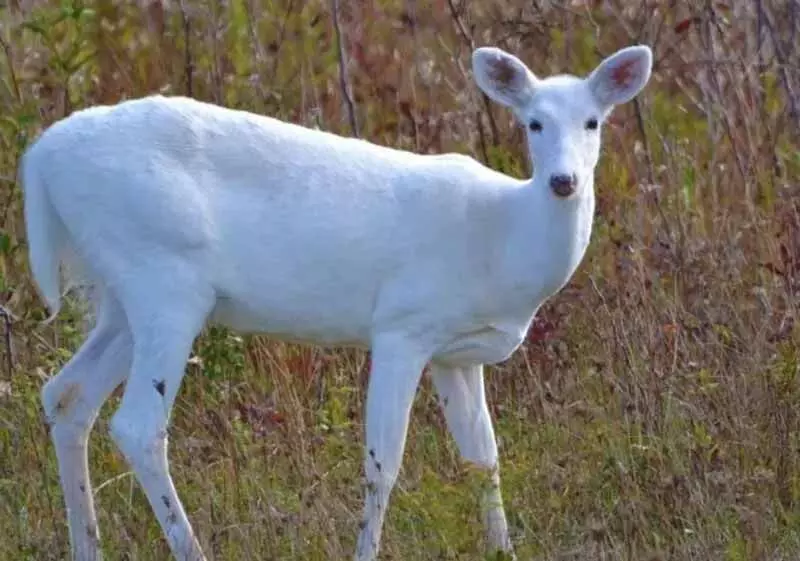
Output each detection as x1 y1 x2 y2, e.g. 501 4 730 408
610 58 639 88
488 57 517 90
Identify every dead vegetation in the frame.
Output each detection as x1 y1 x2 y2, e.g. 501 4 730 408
0 1 798 560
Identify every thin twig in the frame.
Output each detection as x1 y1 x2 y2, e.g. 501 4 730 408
93 471 135 497
330 0 359 138
178 0 194 98
634 97 680 260
406 0 422 152
0 305 14 377
268 0 298 81
0 33 21 103
29 327 58 355
446 0 472 46
633 98 655 191
445 0 499 160
759 2 800 131
703 3 750 199
242 0 275 110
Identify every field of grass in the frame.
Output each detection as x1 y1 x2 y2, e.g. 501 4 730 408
0 1 799 559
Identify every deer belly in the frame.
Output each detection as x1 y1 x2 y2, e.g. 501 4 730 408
435 325 526 366
208 293 372 348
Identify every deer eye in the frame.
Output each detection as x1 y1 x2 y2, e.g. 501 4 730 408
585 118 599 130
529 120 543 133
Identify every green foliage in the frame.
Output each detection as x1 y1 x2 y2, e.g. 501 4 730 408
486 145 525 178
193 326 246 381
21 1 96 87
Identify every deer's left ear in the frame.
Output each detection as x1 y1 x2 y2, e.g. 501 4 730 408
587 45 653 108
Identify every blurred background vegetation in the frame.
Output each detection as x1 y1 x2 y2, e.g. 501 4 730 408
0 0 799 559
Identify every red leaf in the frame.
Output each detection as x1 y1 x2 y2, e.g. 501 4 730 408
674 17 700 34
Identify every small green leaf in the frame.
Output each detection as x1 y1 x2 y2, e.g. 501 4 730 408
21 20 47 36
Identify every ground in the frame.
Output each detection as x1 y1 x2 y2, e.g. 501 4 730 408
0 1 799 560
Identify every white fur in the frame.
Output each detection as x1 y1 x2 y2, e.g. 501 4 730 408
22 44 652 561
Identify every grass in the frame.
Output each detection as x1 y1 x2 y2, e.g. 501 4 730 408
1 0 799 559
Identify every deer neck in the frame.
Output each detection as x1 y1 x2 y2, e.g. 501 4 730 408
500 174 596 307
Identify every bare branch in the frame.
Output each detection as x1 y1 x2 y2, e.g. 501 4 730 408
0 33 21 103
445 0 499 162
330 0 359 138
758 1 800 131
178 0 194 98
0 305 14 377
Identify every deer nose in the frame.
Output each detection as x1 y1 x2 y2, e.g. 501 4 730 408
549 173 578 198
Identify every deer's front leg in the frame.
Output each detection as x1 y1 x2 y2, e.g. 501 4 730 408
430 362 514 557
354 335 428 561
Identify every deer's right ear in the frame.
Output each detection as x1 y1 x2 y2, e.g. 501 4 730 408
472 47 536 109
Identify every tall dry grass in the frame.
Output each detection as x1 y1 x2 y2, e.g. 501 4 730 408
0 1 798 560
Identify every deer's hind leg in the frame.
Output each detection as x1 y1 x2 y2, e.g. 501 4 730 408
107 274 215 561
41 291 133 561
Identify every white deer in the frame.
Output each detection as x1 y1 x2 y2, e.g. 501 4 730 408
21 43 652 560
